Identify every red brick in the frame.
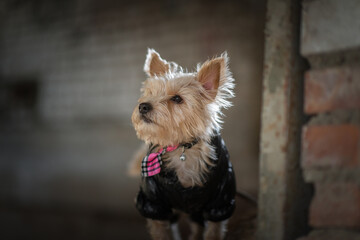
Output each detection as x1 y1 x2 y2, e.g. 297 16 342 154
304 67 360 114
302 124 360 168
309 183 360 228
297 230 360 240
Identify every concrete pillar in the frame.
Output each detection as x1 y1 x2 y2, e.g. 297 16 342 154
257 0 312 239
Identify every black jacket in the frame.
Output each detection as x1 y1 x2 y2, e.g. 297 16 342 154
135 134 236 224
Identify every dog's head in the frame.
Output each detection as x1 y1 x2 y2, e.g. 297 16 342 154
131 49 234 146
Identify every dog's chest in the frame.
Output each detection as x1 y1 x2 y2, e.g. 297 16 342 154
163 147 211 188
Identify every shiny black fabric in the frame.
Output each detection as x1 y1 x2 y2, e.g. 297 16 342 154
135 134 236 223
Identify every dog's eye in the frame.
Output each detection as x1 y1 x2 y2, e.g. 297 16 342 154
171 95 183 104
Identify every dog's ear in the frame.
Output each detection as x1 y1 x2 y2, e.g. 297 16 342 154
197 54 228 99
144 49 170 77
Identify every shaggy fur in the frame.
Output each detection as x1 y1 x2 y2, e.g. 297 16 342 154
131 49 235 240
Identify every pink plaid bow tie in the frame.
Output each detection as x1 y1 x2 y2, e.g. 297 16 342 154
141 145 178 177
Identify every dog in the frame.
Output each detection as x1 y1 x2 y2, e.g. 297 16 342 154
131 49 236 240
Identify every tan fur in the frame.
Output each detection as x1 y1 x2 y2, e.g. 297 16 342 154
131 49 235 240
189 221 204 240
144 49 170 77
204 222 223 240
132 75 213 147
147 219 174 240
197 59 222 98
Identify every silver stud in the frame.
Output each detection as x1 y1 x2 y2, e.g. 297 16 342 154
180 146 186 161
180 153 186 161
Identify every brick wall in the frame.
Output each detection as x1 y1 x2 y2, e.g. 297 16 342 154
299 0 360 239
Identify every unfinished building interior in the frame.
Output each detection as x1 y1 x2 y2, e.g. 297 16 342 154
1 0 359 239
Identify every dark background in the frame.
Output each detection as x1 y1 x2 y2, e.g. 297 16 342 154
0 0 266 239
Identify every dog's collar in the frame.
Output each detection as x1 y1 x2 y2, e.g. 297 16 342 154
181 138 199 149
147 138 199 154
179 138 199 161
142 139 199 178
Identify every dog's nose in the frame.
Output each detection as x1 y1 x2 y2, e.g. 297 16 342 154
139 102 152 114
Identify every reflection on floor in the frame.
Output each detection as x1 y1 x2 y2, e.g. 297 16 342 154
1 202 149 240
1 192 256 240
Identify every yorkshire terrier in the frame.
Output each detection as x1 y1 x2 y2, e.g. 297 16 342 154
131 49 236 240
